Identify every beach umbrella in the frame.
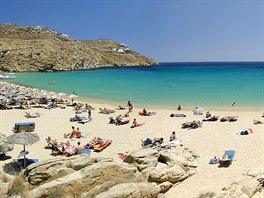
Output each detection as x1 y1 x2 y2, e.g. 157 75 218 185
58 92 66 100
68 94 78 99
7 132 40 168
51 94 58 99
68 94 78 105
0 95 7 100
0 134 14 153
15 95 26 100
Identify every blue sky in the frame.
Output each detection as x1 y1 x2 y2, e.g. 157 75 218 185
0 0 263 62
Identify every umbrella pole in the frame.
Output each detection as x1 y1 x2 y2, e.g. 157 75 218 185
23 144 26 168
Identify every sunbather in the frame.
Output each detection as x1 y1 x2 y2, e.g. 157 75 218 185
25 111 40 118
73 142 83 154
170 131 177 141
99 108 115 114
253 119 263 125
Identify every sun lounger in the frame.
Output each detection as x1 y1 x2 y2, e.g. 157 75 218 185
170 113 186 117
93 140 112 152
219 150 235 167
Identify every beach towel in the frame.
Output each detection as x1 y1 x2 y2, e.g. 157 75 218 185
170 139 182 147
219 150 235 167
131 123 145 128
118 153 127 161
236 128 253 135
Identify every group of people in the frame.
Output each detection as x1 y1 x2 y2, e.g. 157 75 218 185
46 136 83 155
65 126 82 139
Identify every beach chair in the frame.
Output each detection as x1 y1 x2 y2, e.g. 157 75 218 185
219 150 235 167
94 140 112 152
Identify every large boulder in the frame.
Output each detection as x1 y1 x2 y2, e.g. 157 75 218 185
148 165 189 183
95 182 161 198
27 159 145 198
215 168 264 198
24 155 110 185
124 147 198 184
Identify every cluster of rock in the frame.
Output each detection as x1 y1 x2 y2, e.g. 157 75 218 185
0 24 157 72
2 146 197 198
214 168 264 198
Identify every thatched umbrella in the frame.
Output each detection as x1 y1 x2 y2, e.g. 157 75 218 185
0 134 14 154
68 94 78 105
7 132 40 168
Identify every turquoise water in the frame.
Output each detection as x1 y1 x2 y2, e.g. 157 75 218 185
9 62 264 108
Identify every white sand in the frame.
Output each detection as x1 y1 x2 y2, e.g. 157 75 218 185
0 102 263 197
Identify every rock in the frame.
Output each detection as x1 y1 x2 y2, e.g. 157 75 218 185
95 182 160 198
215 168 263 198
158 181 173 193
24 155 111 185
148 165 189 183
27 159 144 198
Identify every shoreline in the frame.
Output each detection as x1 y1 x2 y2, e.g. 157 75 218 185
1 80 263 112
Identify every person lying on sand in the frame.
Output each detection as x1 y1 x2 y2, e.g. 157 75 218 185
130 119 145 128
99 108 115 114
117 105 126 110
253 119 263 125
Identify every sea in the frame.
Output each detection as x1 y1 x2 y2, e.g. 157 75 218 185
10 62 264 109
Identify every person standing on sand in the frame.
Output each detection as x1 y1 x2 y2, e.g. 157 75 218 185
177 105 182 111
127 101 133 113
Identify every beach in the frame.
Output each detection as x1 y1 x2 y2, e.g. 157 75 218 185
0 91 263 197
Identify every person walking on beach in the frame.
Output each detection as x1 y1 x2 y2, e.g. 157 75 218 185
87 107 91 118
127 101 133 113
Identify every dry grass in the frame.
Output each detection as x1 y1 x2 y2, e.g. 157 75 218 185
7 175 28 197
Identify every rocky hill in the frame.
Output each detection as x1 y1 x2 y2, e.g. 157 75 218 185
0 24 157 72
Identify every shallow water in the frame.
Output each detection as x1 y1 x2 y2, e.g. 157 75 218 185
9 62 264 108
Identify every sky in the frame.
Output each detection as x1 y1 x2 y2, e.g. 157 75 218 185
0 0 263 62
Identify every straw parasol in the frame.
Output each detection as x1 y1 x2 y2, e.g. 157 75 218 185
7 132 40 168
68 94 78 104
58 92 66 100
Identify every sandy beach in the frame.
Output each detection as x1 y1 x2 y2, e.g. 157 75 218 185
0 93 263 197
